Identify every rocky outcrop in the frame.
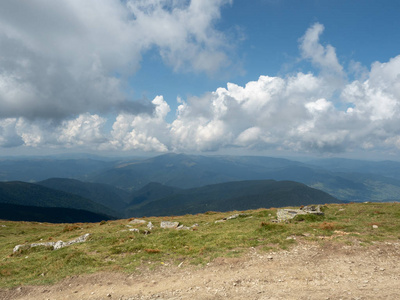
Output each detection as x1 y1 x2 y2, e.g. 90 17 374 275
215 213 249 223
160 221 180 229
276 205 323 222
13 233 90 253
129 219 146 225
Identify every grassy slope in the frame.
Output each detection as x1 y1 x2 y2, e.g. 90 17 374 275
1 202 399 288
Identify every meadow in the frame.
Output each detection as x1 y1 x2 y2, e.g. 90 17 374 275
1 202 399 288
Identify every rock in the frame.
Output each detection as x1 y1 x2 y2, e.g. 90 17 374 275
176 225 187 230
372 225 379 229
226 214 239 220
147 222 154 230
30 242 55 249
215 213 249 223
129 219 146 225
160 221 179 229
276 205 324 222
13 233 90 253
13 244 29 253
129 228 140 233
53 233 90 250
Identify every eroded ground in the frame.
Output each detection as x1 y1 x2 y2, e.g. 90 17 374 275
1 239 400 300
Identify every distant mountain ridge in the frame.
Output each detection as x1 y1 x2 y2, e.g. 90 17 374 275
0 158 114 182
2 153 400 222
125 180 339 217
87 153 400 202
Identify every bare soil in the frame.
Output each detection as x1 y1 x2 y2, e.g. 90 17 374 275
1 239 400 300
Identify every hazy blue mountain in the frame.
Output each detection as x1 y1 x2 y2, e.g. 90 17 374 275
0 158 116 182
0 181 117 217
89 153 305 190
0 203 114 223
38 178 129 212
3 154 400 203
88 153 400 202
125 180 339 217
307 158 400 180
129 182 182 206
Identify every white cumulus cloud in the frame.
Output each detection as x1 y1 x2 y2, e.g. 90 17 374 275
2 21 400 157
0 0 233 120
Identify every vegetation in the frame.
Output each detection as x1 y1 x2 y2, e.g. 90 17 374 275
1 202 399 288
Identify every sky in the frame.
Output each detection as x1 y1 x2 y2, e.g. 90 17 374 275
1 0 400 159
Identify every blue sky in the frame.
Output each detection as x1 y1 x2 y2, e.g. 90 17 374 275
0 0 400 159
131 0 400 116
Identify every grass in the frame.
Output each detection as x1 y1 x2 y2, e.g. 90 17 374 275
1 202 400 288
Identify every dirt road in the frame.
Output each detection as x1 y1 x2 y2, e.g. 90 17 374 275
2 240 400 300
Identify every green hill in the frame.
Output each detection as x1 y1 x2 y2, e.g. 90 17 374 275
38 178 129 212
0 181 117 218
0 203 114 223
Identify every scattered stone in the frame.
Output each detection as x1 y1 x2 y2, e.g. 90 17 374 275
215 213 249 223
13 233 90 253
276 205 323 222
176 225 190 230
372 225 379 229
129 228 140 233
147 222 154 230
129 219 146 225
160 221 180 229
1 225 6 227
226 214 240 220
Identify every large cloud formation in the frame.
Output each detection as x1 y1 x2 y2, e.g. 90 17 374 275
0 0 231 120
1 5 400 156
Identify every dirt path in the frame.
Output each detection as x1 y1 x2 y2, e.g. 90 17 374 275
2 240 400 300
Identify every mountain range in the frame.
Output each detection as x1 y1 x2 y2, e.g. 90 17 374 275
1 153 400 222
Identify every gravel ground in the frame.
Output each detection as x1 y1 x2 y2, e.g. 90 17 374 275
2 239 400 300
